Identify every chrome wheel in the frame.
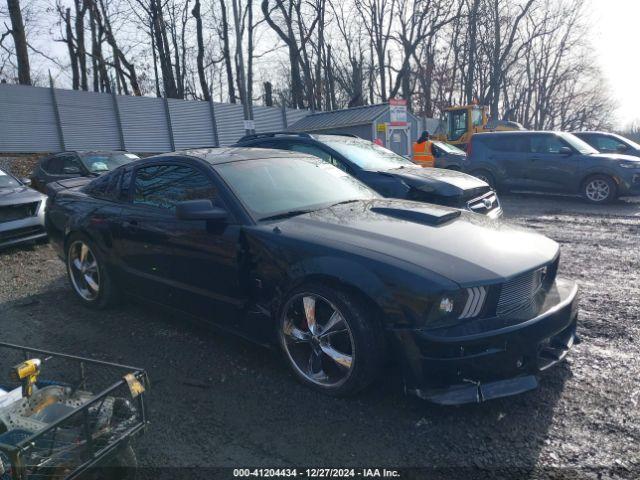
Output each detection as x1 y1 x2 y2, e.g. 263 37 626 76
585 179 611 202
68 240 100 301
280 293 355 387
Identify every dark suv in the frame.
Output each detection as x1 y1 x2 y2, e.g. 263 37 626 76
572 131 640 157
467 131 640 203
234 133 501 217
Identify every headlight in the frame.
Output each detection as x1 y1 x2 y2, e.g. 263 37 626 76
619 161 640 169
425 287 487 329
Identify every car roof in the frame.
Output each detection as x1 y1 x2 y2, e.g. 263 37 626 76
571 131 614 136
46 150 130 157
313 134 365 143
474 130 564 138
237 132 360 144
167 147 317 165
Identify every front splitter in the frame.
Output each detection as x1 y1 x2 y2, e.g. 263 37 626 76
411 374 539 405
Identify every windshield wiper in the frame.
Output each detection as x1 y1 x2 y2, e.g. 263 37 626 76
259 209 316 221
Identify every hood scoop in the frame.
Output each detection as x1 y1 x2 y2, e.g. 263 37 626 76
370 206 461 226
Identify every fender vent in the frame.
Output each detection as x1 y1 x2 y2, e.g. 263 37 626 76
459 286 487 319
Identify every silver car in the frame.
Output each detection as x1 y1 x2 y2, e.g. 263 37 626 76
0 168 47 249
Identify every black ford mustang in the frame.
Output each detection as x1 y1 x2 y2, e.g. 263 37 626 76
45 148 579 404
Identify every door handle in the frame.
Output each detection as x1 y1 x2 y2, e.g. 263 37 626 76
122 220 139 228
530 157 541 161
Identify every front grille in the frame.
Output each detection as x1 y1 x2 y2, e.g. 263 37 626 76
0 225 45 243
0 201 40 223
497 268 546 317
467 191 499 215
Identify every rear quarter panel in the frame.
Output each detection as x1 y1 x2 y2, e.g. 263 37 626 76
46 189 119 260
466 138 501 177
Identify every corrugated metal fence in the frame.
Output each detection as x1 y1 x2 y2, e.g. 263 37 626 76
0 84 310 153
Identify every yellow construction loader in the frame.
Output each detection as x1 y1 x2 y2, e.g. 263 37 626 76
433 104 525 149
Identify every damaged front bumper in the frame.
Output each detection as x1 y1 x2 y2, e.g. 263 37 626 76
391 278 579 405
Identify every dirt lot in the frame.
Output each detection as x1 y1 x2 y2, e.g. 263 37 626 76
0 193 639 478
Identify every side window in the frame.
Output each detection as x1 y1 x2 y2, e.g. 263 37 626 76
530 135 567 154
448 110 468 141
471 108 483 127
42 156 61 174
576 134 595 147
595 136 627 153
132 164 217 211
53 154 83 175
288 143 332 161
45 154 83 175
288 143 349 172
486 136 528 153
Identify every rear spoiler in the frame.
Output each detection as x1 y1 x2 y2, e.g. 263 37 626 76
45 177 93 198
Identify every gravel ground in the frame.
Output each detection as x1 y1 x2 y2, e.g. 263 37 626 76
0 193 639 478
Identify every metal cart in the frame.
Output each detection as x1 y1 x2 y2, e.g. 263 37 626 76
0 342 148 479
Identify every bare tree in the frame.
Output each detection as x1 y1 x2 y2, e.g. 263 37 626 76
93 0 142 95
355 0 395 101
218 0 236 102
261 0 319 108
231 0 252 131
480 0 535 117
192 0 210 100
6 0 30 84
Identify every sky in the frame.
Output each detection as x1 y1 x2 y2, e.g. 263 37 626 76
591 0 640 128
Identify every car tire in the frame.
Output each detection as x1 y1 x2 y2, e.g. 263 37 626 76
471 169 496 189
66 233 120 309
278 283 384 397
582 175 617 204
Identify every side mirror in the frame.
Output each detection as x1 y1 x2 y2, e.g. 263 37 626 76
559 146 572 155
176 199 227 221
616 144 629 153
21 178 32 186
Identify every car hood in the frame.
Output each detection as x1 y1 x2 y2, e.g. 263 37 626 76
272 199 558 286
0 186 45 206
375 166 489 197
